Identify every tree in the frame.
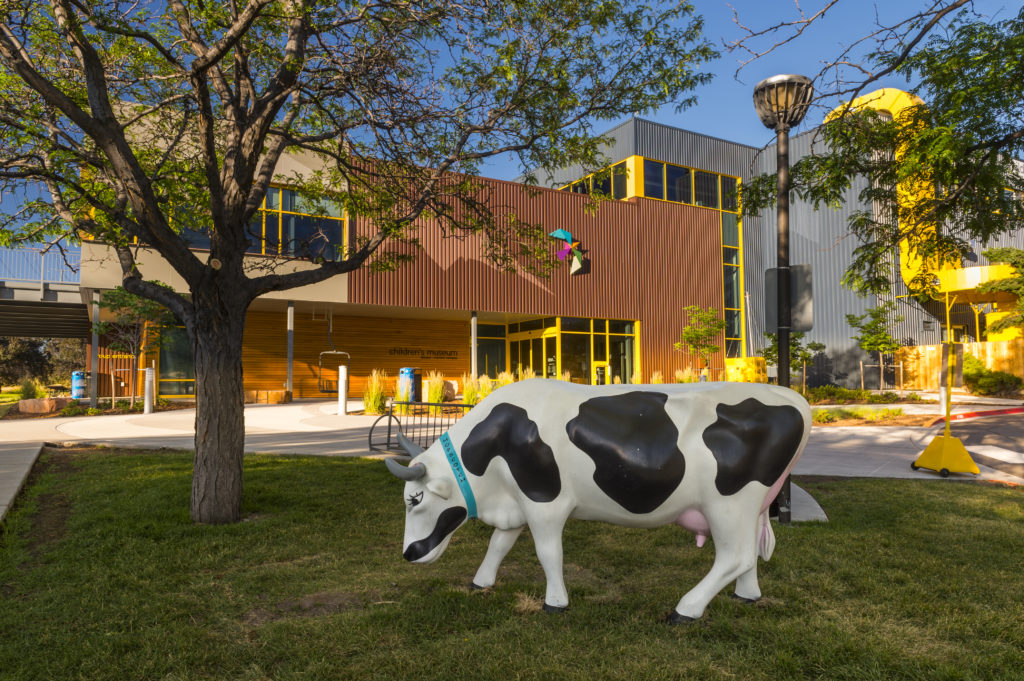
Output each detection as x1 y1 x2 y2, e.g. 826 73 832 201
759 332 825 390
43 337 86 386
673 305 727 372
734 2 1024 295
977 247 1024 335
846 303 903 390
0 1 715 523
0 337 51 386
93 286 177 406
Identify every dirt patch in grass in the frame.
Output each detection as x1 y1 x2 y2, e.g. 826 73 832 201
814 414 936 427
17 451 80 563
243 590 371 627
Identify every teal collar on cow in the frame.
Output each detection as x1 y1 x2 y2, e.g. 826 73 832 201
439 432 477 519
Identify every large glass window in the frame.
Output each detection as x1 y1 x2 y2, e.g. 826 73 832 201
666 165 691 203
643 160 665 200
158 327 195 397
694 171 719 208
723 265 741 309
609 336 634 385
560 333 591 384
477 338 506 378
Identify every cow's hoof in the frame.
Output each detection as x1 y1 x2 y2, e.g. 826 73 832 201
542 603 568 614
469 582 488 591
731 594 760 604
666 611 697 625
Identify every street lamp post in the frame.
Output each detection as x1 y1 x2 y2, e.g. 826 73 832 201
754 74 813 524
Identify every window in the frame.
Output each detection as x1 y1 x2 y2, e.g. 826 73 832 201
694 171 719 208
666 165 691 203
722 212 739 247
643 160 664 200
612 163 627 200
722 178 739 212
247 187 347 260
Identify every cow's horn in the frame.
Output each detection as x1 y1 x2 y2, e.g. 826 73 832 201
397 432 424 457
386 457 427 481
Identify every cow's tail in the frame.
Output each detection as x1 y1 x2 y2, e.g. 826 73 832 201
757 511 775 561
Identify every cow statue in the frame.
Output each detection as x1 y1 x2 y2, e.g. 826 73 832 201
385 379 811 622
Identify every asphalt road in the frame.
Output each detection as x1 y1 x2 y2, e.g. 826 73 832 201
952 413 1024 479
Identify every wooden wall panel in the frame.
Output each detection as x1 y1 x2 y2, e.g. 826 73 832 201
86 335 147 399
896 339 1024 390
243 310 470 399
636 201 727 381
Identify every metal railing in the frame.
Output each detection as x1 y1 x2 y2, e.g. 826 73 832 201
0 246 80 285
368 400 474 454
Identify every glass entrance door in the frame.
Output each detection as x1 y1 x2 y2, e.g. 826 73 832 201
592 362 609 385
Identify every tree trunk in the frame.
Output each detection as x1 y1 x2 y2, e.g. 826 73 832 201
878 351 884 391
189 297 247 524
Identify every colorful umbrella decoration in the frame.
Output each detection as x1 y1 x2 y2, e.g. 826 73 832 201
549 229 587 275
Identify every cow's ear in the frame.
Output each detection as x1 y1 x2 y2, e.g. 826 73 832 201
427 478 452 500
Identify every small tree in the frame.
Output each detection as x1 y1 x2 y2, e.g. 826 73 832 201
674 306 727 374
977 247 1024 335
0 337 51 386
93 286 177 407
846 302 904 390
759 332 824 390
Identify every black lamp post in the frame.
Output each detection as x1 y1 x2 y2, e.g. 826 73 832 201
754 74 813 524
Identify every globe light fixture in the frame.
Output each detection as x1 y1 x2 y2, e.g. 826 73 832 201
754 74 813 525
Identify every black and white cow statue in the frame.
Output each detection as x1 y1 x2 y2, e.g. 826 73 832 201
385 379 811 622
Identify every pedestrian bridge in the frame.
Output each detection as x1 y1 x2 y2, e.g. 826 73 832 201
0 246 89 337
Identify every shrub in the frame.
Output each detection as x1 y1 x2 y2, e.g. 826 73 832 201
363 370 388 415
675 368 697 383
496 371 515 388
963 354 1023 396
19 377 44 400
561 371 572 382
114 399 131 410
612 375 622 384
60 404 86 417
812 409 836 424
86 407 102 416
630 371 642 384
650 370 664 384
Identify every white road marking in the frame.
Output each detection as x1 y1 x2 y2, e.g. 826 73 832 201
966 445 1024 466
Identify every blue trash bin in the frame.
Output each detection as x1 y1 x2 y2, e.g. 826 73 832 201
399 367 422 401
71 371 86 400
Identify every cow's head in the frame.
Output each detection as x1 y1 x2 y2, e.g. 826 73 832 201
386 434 467 564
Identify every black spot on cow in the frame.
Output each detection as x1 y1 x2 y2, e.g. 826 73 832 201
565 392 685 514
403 506 467 561
702 398 804 496
461 403 561 502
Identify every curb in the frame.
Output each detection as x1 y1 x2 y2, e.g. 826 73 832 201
924 406 1024 428
0 442 44 526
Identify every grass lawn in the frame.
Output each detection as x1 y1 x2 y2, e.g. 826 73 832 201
2 447 1023 681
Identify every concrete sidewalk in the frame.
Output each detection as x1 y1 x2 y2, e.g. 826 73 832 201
2 398 1022 525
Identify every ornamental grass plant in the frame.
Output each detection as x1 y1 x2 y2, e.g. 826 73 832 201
363 369 388 415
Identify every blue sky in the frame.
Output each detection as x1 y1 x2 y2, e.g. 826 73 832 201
485 0 1017 179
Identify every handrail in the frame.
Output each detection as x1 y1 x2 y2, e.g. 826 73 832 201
0 246 80 285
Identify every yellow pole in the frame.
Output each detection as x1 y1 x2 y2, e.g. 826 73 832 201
944 291 954 437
